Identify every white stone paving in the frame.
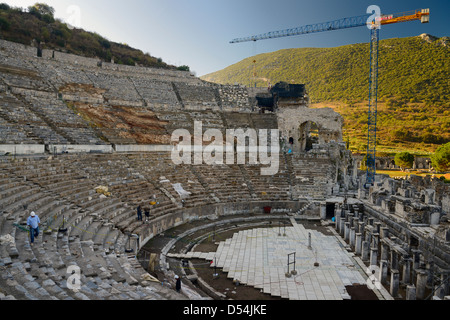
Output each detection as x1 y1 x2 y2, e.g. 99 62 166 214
168 219 369 300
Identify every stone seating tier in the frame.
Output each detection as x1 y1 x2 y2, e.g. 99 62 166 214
0 151 339 300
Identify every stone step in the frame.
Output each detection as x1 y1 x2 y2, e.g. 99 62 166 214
0 188 44 215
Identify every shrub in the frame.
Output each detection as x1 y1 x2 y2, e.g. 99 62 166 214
99 38 111 49
431 143 450 172
177 65 190 72
41 14 54 24
0 16 10 31
395 152 415 171
422 133 443 144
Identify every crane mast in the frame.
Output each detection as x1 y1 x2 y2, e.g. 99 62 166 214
230 8 430 186
366 26 379 186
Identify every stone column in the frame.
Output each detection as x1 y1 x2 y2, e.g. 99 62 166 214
355 233 362 256
379 260 388 285
372 233 379 249
416 270 428 300
363 215 369 225
370 247 378 267
442 272 450 297
391 250 399 271
339 219 345 237
344 222 350 242
412 250 421 271
358 222 365 238
380 227 389 239
353 220 359 234
390 269 400 298
362 241 370 262
350 227 356 249
402 258 412 285
358 211 364 222
320 202 327 220
374 221 382 234
365 229 372 246
335 213 341 231
348 213 354 227
406 285 416 300
381 242 389 261
426 261 434 287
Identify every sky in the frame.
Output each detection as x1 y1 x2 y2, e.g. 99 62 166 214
3 0 449 76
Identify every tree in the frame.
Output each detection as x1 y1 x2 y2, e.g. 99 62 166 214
395 152 414 171
28 3 55 23
28 3 55 17
0 3 11 11
360 154 374 171
431 142 450 172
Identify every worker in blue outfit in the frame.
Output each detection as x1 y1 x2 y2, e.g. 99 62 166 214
27 211 41 246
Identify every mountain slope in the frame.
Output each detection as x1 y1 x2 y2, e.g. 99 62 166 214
203 35 449 105
202 35 450 155
0 3 176 69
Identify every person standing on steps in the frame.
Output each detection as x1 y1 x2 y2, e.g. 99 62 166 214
27 211 40 246
175 275 181 293
137 205 143 221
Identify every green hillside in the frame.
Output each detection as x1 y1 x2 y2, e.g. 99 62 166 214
0 3 179 69
202 35 450 155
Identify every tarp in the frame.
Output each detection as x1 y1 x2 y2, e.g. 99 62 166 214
256 95 274 107
270 82 306 98
172 183 191 199
95 186 111 197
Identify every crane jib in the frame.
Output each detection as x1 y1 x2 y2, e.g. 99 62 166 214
230 9 429 43
230 14 372 43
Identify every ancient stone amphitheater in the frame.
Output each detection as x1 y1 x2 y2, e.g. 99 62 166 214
0 40 448 301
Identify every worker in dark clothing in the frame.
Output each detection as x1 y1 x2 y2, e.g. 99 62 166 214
137 205 143 221
175 275 181 293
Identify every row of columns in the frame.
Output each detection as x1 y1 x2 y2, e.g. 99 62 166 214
334 204 449 300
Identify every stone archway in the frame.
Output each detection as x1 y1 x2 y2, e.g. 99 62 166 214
277 105 344 154
299 121 320 152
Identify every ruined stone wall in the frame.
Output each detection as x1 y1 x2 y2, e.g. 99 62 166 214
0 39 37 57
366 175 449 221
353 155 432 171
277 105 344 153
0 40 253 112
215 84 252 112
0 39 256 146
